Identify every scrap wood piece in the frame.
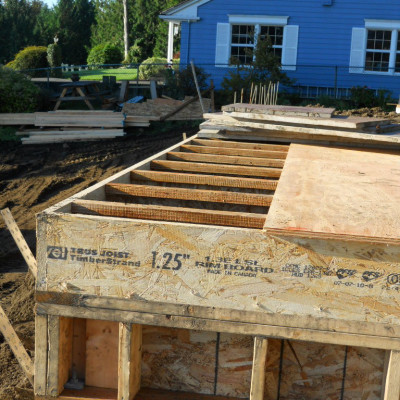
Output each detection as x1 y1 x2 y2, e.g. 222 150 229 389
0 303 34 385
1 208 37 279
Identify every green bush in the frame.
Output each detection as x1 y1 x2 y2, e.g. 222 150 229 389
47 43 62 77
6 46 48 77
139 57 168 80
87 43 122 67
163 64 209 100
0 66 40 113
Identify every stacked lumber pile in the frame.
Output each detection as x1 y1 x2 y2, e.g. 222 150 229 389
199 103 400 149
19 110 126 144
123 97 211 120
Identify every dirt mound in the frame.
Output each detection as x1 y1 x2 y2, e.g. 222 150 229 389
0 126 192 399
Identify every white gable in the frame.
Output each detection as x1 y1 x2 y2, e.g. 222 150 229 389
160 0 212 21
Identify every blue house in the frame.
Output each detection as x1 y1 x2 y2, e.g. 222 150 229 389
160 0 400 98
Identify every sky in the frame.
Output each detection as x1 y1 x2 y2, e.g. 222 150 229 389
42 0 57 8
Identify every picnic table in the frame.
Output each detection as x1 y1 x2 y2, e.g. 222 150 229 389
53 81 105 111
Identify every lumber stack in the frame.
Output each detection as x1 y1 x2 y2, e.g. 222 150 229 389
200 103 400 149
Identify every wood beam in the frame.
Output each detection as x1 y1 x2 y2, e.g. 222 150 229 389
151 160 282 179
250 337 268 400
180 144 288 159
105 183 273 207
191 139 289 152
166 152 285 168
130 170 278 190
71 199 266 229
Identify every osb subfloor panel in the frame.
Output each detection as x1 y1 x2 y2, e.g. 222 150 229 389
265 143 400 241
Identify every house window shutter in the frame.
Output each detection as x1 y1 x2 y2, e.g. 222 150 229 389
282 25 299 71
215 23 230 66
349 27 366 73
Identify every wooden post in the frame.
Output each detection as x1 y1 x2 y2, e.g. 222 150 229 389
47 315 60 397
190 60 205 113
250 336 268 400
1 208 37 280
0 304 34 385
381 350 400 400
210 79 215 112
118 323 142 400
34 314 48 395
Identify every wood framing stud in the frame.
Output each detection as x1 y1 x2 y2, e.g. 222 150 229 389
250 337 268 400
0 304 34 385
381 350 400 400
34 314 48 395
71 199 266 229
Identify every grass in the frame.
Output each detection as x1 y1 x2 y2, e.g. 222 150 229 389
0 126 19 142
63 67 138 81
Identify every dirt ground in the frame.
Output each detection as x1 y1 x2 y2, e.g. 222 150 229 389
0 125 195 400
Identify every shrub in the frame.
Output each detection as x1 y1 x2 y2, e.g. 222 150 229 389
6 46 48 77
139 57 168 80
87 43 122 67
163 64 210 100
47 43 62 77
0 66 40 113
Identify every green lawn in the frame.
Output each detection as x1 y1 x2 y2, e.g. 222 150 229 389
63 67 138 81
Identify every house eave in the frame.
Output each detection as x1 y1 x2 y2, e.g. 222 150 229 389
160 0 211 19
159 15 200 23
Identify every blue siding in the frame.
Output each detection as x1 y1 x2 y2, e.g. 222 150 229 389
178 0 400 97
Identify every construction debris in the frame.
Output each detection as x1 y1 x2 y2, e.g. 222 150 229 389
200 103 400 149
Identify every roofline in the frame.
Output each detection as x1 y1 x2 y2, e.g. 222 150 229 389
160 0 211 17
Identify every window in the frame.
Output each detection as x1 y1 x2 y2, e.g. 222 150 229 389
365 30 394 72
230 24 283 64
215 16 298 71
350 21 400 74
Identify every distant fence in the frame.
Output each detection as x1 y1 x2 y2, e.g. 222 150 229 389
16 62 399 100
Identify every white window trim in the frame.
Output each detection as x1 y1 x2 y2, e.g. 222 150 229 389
228 16 288 67
228 15 289 26
352 20 400 75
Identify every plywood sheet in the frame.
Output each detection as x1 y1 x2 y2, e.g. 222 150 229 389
265 144 400 243
141 326 217 394
85 320 119 389
37 213 400 338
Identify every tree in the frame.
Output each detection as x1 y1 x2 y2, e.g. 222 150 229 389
55 0 95 64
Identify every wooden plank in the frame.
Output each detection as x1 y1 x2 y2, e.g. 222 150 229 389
119 80 129 102
191 139 289 152
36 290 400 343
211 111 390 129
250 337 268 400
34 314 48 396
381 350 400 400
221 103 335 117
85 320 119 389
0 303 34 385
151 160 282 179
166 152 285 168
105 183 273 207
1 208 38 279
36 302 400 351
24 129 124 136
0 113 35 125
118 323 141 400
58 317 73 394
180 144 288 159
47 315 60 396
71 199 266 229
265 144 400 244
130 170 278 190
